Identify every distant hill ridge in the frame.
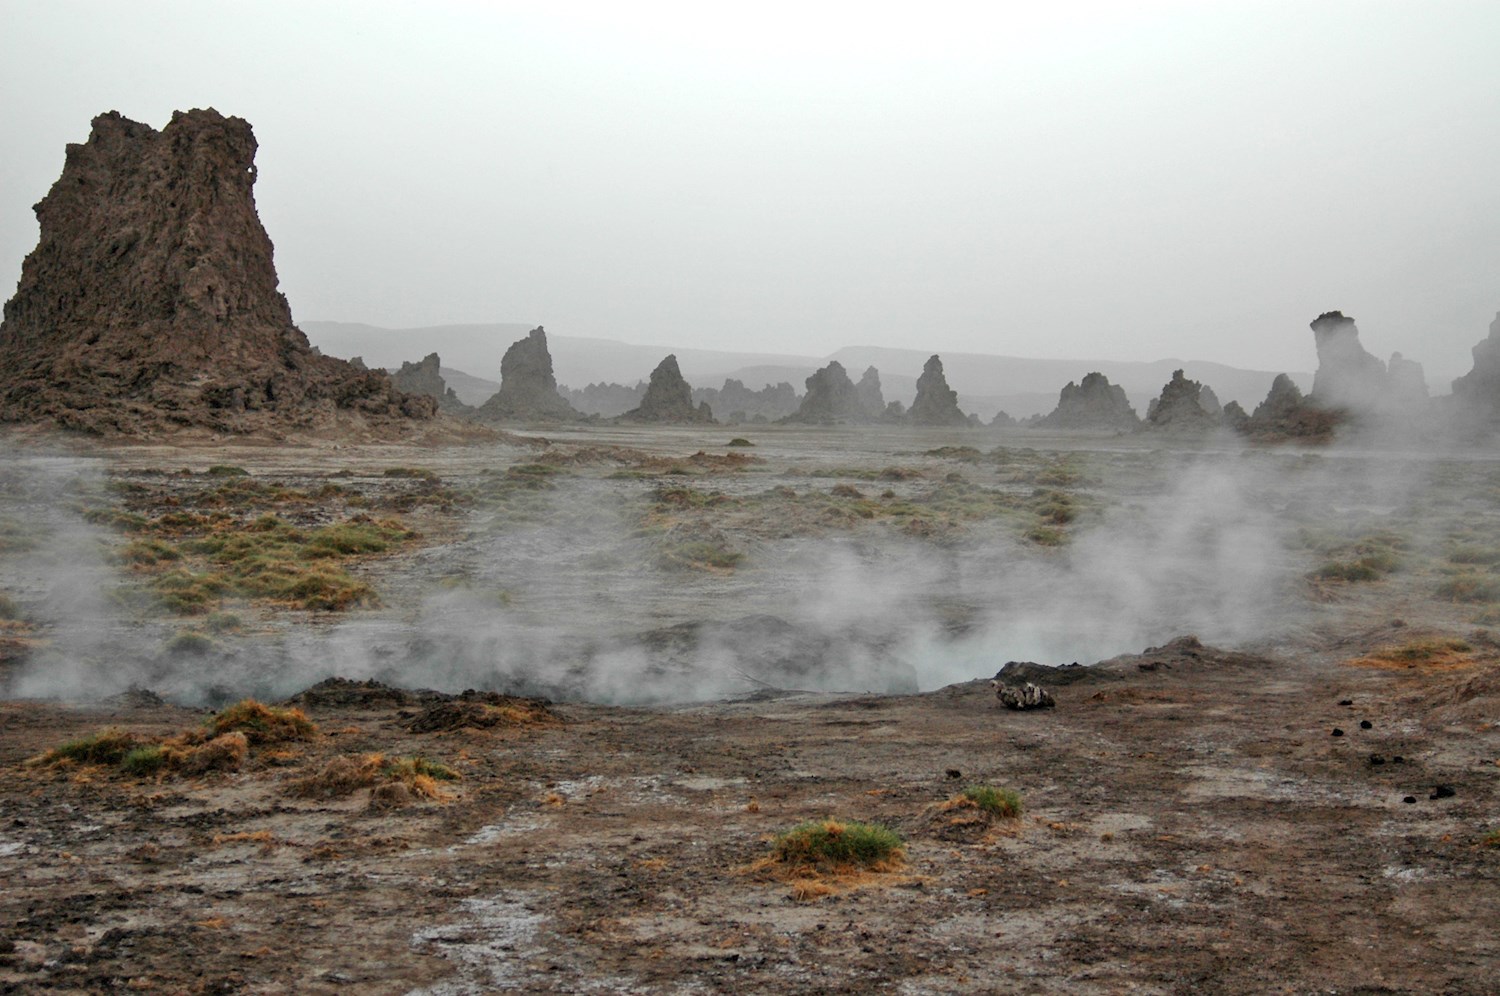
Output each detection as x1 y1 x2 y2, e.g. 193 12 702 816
301 320 1312 419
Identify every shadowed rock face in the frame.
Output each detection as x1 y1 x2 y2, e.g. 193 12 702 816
907 355 968 426
1146 369 1222 432
392 353 469 414
1036 372 1140 431
0 109 434 434
474 327 582 422
854 366 886 419
1452 312 1500 420
622 354 714 423
1309 311 1389 411
784 361 866 424
1242 373 1339 440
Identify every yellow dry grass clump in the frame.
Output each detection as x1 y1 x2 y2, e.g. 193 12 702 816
749 818 911 901
1346 638 1477 673
288 753 460 807
203 699 318 744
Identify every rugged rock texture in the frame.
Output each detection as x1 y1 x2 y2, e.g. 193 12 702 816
622 354 714 423
783 361 868 424
1241 373 1339 440
0 109 434 435
692 379 800 423
1310 311 1388 411
1145 369 1223 432
1221 400 1249 432
907 356 968 427
1450 312 1500 420
474 327 583 422
560 381 645 418
1035 372 1140 431
854 366 887 419
391 353 469 414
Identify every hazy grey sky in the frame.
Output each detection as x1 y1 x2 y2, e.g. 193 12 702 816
3 0 1498 380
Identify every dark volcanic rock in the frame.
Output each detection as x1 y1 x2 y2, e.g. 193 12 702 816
1451 311 1500 420
474 326 583 422
0 109 435 435
622 354 714 423
854 366 887 419
1241 373 1340 441
1036 372 1140 431
1146 369 1223 432
784 361 868 424
1310 311 1389 411
392 353 469 414
908 355 969 426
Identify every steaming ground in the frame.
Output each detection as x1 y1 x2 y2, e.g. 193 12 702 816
2 426 1493 706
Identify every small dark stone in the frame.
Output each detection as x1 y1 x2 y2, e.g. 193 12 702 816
1331 728 1345 737
945 769 962 779
1403 796 1417 804
1429 785 1456 800
1359 720 1373 730
1393 755 1405 764
1338 699 1353 706
1369 754 1386 765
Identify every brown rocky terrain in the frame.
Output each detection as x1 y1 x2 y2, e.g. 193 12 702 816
0 424 1496 993
391 353 470 414
0 110 435 437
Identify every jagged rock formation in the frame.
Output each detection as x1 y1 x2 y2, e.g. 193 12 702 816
1145 369 1224 432
1309 311 1389 411
560 381 645 417
1450 312 1500 420
854 366 886 419
474 327 583 422
621 354 714 423
783 361 869 424
391 353 469 414
692 379 800 423
0 109 434 434
1035 372 1140 431
1241 373 1339 440
989 410 1017 427
1221 400 1249 432
907 355 969 427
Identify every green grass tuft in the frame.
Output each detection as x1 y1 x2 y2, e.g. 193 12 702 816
771 819 905 869
961 784 1024 818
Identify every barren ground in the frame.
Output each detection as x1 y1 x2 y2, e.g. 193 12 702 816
1 424 1497 994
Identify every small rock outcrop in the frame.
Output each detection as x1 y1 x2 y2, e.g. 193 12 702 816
783 361 867 424
692 379 800 423
621 354 714 423
474 327 583 422
0 109 434 435
854 366 887 419
1145 369 1223 432
1451 312 1500 420
908 355 969 426
1310 311 1389 411
391 353 469 414
1241 373 1339 440
1035 372 1140 431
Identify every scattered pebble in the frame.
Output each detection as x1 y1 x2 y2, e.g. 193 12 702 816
945 769 962 779
1403 796 1417 804
1429 785 1455 800
1331 728 1345 737
1369 754 1386 766
1360 720 1373 730
1338 699 1353 706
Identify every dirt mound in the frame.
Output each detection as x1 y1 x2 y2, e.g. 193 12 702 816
405 693 557 733
993 660 1115 686
285 677 443 710
0 109 436 436
473 327 584 422
907 355 969 426
621 355 714 423
1036 372 1140 431
1091 635 1272 676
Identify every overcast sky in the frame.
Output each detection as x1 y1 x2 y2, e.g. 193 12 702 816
2 1 1497 381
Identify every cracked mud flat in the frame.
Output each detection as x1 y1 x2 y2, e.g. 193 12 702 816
0 425 1498 993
